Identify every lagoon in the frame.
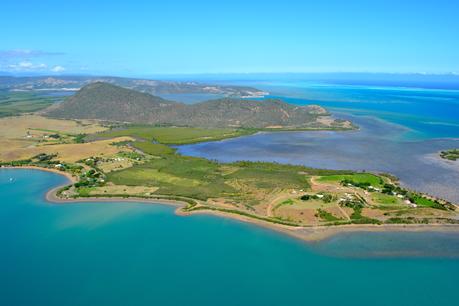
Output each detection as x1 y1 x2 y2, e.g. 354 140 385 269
1 169 459 306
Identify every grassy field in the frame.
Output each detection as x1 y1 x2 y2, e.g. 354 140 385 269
106 141 359 206
1 136 134 162
0 91 60 117
0 115 109 162
132 142 176 155
92 125 255 144
317 173 385 187
78 185 159 197
0 115 106 139
225 166 309 190
371 193 402 205
107 151 236 200
409 195 440 208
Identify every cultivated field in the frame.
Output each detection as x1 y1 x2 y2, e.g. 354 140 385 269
0 115 115 162
0 115 106 139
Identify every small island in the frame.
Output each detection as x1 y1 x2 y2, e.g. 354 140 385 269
440 149 459 161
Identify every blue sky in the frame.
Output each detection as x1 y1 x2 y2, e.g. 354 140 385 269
0 0 458 76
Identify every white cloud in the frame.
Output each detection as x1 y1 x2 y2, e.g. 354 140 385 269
51 65 66 72
4 61 66 73
7 61 48 71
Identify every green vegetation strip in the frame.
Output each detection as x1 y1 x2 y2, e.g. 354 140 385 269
91 125 256 144
186 206 300 227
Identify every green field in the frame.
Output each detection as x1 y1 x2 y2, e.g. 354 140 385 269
106 142 342 202
93 125 255 144
107 152 236 200
410 195 440 208
225 165 309 190
0 91 59 117
372 193 403 205
104 135 366 203
317 173 384 187
132 142 176 155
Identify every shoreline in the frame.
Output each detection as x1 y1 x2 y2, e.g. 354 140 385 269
184 208 459 242
3 166 459 243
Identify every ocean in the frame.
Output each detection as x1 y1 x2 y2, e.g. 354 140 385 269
252 81 459 140
1 169 459 306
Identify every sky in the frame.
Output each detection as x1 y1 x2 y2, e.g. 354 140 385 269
0 0 458 76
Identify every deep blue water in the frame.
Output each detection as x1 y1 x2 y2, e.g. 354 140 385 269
1 169 459 306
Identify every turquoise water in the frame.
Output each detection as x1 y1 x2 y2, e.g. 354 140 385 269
252 82 459 140
1 169 459 306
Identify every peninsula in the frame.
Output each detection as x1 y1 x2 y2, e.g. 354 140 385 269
0 82 457 241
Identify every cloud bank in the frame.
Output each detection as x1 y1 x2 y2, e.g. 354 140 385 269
0 49 67 73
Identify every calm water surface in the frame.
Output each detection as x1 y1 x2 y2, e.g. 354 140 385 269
1 169 459 306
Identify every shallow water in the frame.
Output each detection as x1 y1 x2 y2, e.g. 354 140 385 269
1 169 459 306
251 81 459 140
178 114 459 203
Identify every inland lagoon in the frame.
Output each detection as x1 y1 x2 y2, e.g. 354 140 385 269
1 168 459 306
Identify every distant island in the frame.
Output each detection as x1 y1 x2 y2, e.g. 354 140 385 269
440 149 459 161
0 81 457 241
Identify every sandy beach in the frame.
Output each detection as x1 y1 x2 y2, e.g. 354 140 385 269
184 207 459 242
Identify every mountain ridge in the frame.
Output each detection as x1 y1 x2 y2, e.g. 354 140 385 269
0 75 267 98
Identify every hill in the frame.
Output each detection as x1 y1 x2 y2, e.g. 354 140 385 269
45 82 184 123
46 82 352 129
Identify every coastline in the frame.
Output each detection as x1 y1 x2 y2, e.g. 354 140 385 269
183 208 459 242
3 166 459 243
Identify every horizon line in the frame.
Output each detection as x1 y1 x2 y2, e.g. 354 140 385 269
2 71 459 78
